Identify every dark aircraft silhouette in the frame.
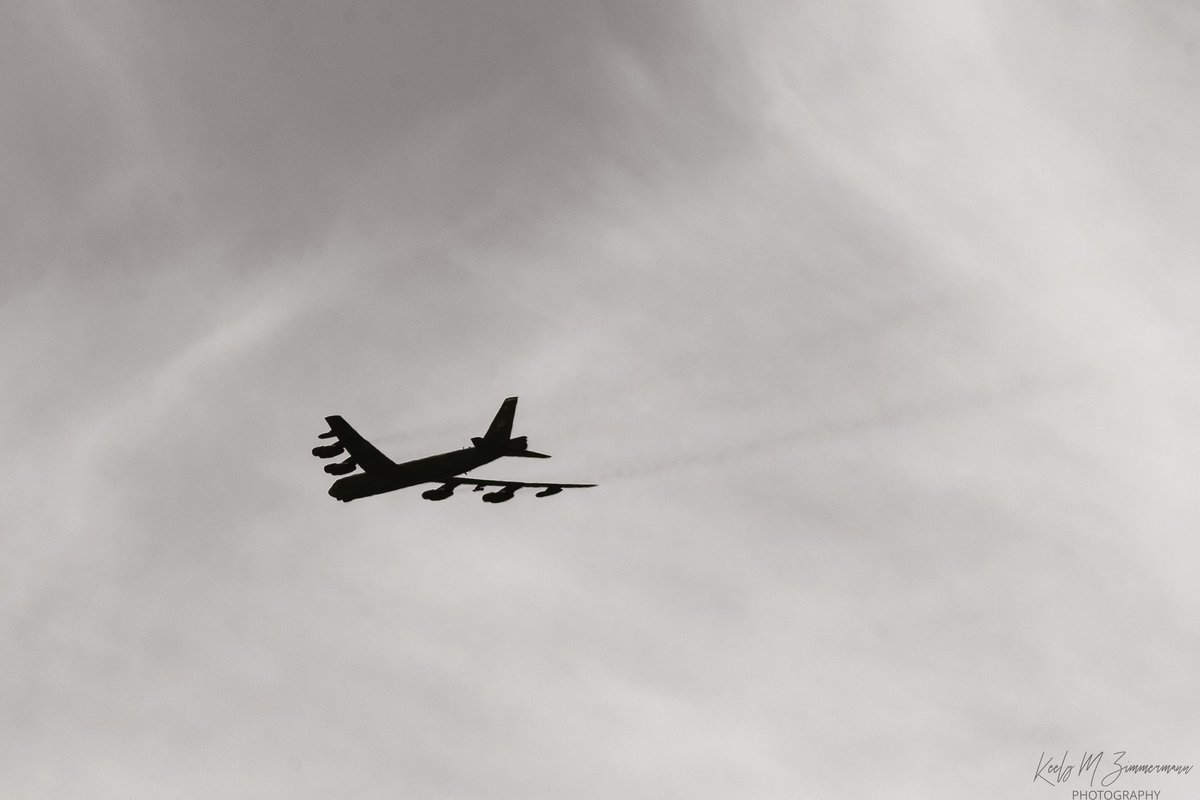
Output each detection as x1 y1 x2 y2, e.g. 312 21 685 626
315 397 596 503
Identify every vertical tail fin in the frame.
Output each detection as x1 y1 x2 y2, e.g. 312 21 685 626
484 396 518 442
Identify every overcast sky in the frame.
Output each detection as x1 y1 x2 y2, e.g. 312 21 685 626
3 1 1200 798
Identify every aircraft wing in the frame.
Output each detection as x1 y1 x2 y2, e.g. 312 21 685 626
315 415 395 473
441 477 596 492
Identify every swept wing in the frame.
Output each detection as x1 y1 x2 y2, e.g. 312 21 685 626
315 415 395 473
441 477 596 491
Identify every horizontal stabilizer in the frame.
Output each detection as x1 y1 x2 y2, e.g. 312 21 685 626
509 450 550 458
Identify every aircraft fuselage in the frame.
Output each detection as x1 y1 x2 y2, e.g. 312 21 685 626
328 446 501 502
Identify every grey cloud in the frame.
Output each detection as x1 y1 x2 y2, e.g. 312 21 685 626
53 1 761 258
4 1 1200 798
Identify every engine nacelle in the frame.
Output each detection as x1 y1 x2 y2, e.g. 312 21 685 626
422 488 454 501
482 489 516 503
324 458 357 476
535 486 563 497
312 443 344 458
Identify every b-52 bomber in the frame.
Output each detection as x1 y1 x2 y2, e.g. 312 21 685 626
315 397 596 503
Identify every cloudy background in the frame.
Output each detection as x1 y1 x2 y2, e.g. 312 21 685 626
3 1 1199 797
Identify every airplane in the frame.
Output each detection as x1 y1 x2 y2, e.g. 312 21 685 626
314 397 596 503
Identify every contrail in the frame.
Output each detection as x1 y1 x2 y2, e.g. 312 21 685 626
589 368 1088 482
